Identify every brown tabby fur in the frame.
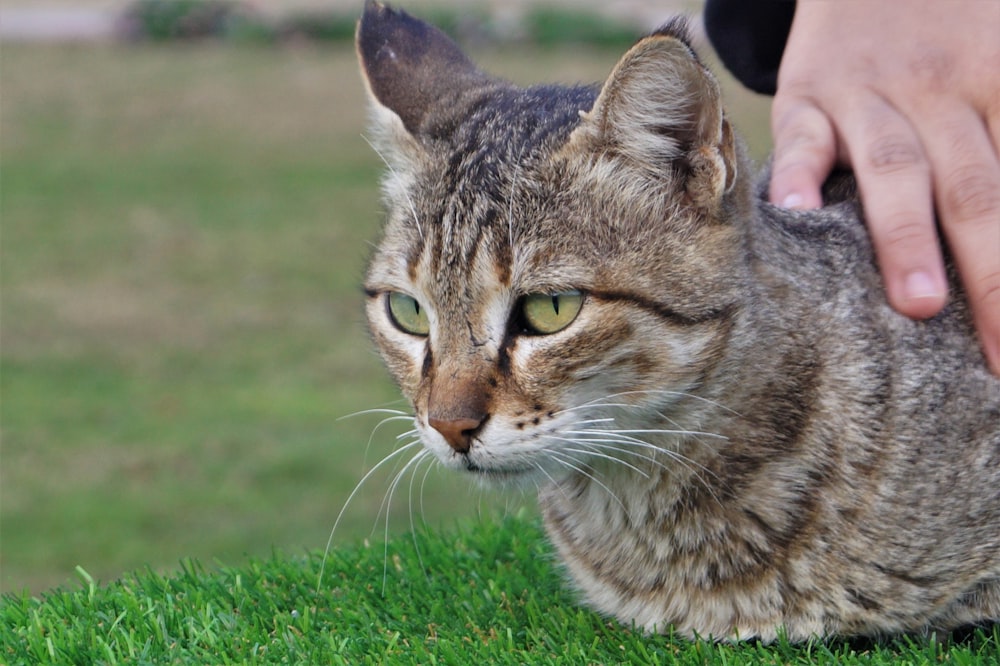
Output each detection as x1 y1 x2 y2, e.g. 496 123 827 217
356 1 1000 641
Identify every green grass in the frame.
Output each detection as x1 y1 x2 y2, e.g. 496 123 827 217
4 513 998 665
1 36 771 597
0 29 995 666
0 42 497 595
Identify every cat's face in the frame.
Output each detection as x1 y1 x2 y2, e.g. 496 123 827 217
359 3 744 485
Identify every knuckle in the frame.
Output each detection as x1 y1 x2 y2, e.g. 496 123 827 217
772 97 830 139
941 166 1000 221
865 134 925 175
876 217 934 255
908 49 955 94
970 268 1000 325
977 270 1000 306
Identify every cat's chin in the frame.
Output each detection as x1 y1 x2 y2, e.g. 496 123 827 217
458 461 552 490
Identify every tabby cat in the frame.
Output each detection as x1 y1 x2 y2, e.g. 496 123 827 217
356 1 1000 641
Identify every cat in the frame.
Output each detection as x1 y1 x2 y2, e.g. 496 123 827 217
355 0 1000 642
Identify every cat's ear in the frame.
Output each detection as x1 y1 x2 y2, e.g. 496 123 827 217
356 1 489 140
569 21 738 206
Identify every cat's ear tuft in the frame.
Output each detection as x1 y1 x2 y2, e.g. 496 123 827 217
356 1 488 137
570 22 738 205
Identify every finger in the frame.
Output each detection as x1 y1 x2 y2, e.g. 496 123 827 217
769 97 838 210
920 104 1000 373
839 92 948 320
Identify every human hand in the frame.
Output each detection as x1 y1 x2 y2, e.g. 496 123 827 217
768 0 1000 374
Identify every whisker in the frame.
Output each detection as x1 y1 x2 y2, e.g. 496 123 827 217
380 445 430 594
532 460 571 502
336 407 410 421
557 389 742 418
545 440 651 477
548 451 631 518
407 450 434 579
361 419 416 466
361 133 423 239
554 401 639 415
556 421 726 507
418 458 434 524
567 427 728 441
317 440 422 591
549 437 670 472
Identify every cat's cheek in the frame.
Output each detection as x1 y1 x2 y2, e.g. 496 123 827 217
367 316 429 400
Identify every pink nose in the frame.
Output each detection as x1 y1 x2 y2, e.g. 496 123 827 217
429 416 485 454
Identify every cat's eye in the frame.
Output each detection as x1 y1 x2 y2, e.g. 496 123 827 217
520 291 584 335
386 292 430 336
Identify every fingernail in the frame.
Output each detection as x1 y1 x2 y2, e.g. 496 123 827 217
780 193 805 209
903 270 943 301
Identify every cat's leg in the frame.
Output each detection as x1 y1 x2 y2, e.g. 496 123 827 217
931 579 1000 631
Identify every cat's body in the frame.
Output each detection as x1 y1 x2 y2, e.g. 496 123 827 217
356 1 1000 641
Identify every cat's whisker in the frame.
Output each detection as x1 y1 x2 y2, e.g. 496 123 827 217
351 413 417 470
379 442 432 594
554 438 671 472
553 401 639 416
373 439 423 533
336 407 411 421
418 456 434 524
561 417 618 426
559 389 743 419
558 445 651 477
548 451 632 519
562 426 725 505
400 451 438 587
317 440 422 591
576 427 728 441
542 433 664 473
655 411 727 458
406 450 435 579
532 460 571 502
361 133 423 239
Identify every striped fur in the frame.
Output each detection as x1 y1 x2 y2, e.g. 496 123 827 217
357 1 1000 641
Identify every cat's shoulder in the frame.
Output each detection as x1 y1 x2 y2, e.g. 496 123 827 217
751 167 870 254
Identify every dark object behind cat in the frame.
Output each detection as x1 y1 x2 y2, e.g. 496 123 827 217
356 1 1000 641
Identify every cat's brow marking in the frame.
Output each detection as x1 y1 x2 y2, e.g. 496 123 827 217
589 290 733 326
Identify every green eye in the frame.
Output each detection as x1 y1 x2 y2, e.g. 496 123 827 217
521 291 584 335
387 292 430 336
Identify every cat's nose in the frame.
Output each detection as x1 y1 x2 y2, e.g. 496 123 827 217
428 415 486 454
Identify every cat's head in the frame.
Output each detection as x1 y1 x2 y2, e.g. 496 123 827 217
357 1 747 485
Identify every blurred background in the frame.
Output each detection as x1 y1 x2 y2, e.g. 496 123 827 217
0 0 771 594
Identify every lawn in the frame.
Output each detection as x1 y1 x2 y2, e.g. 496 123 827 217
0 41 514 595
3 25 998 666
6 513 998 664
0 34 773 598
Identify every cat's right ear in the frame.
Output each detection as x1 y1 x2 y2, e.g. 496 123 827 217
357 1 488 148
565 21 739 210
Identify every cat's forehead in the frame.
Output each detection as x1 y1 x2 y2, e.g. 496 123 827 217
374 84 599 293
411 83 596 222
428 83 596 171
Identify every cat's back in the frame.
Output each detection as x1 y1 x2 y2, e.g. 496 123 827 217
744 171 1000 472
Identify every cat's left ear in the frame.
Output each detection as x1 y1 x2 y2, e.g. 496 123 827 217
568 21 738 208
357 1 489 141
